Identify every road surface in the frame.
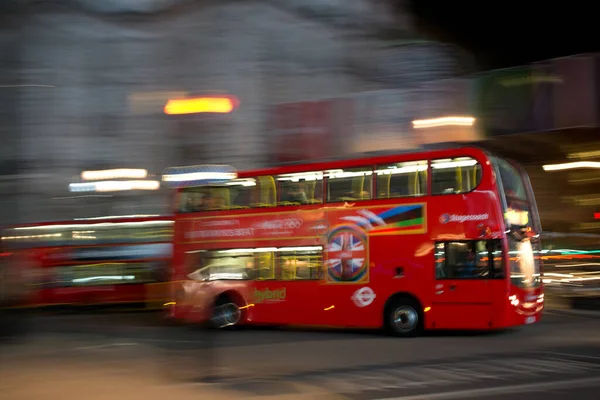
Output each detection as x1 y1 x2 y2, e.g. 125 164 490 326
1 309 599 399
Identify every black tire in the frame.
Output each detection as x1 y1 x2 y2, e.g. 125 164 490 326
211 296 242 330
384 298 423 338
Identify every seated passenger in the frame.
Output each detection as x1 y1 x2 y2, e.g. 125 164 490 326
282 183 307 203
457 247 477 278
213 196 226 209
357 190 371 200
186 193 205 212
341 190 370 200
203 195 225 210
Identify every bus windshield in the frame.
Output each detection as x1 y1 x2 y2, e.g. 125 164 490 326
492 157 533 229
491 156 541 289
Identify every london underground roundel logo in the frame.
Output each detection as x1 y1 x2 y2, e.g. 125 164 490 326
352 287 376 308
325 226 368 282
313 219 330 236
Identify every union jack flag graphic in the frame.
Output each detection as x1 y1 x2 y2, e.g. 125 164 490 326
325 228 367 282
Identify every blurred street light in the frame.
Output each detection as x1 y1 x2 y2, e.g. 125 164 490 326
164 96 239 115
543 161 600 171
81 169 148 181
412 116 475 128
69 180 160 193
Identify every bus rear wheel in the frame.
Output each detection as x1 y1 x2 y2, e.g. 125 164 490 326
385 298 423 337
212 297 242 329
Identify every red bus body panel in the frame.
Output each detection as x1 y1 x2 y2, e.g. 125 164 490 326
3 216 173 309
170 147 544 330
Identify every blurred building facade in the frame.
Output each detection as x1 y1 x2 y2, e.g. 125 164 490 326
0 0 472 224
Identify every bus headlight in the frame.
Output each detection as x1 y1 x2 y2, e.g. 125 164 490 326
515 240 535 285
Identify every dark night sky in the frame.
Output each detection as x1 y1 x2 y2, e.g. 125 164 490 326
408 1 599 69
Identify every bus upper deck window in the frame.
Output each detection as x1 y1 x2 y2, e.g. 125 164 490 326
276 172 324 206
431 157 482 195
375 160 427 199
326 167 373 203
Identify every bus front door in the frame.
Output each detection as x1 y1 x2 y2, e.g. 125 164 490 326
430 278 492 330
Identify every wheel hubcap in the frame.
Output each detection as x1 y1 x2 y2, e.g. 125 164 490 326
392 306 418 332
214 303 241 327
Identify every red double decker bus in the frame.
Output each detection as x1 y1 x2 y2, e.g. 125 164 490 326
1 216 173 309
166 146 544 336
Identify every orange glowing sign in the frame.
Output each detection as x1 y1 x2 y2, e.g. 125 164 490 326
164 96 238 115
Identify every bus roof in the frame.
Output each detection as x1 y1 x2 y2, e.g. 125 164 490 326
237 143 493 178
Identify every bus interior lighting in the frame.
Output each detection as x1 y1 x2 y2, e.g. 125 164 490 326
225 179 257 187
72 275 135 283
74 215 162 220
375 165 427 175
277 172 324 181
208 273 245 280
217 247 278 254
217 246 323 254
431 159 478 169
325 170 373 179
2 233 62 240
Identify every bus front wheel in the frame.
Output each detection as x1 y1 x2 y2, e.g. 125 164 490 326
385 298 423 337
